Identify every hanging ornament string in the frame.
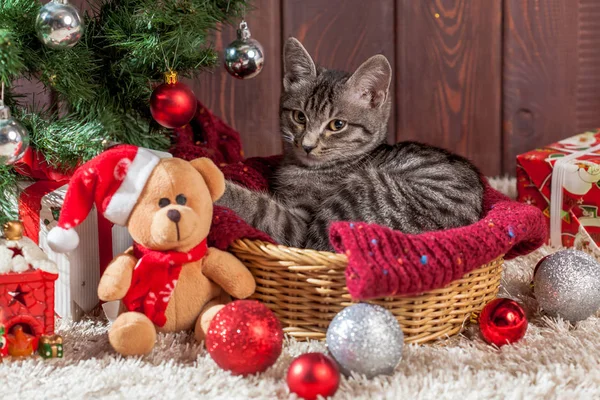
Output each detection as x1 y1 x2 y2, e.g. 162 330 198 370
0 82 30 165
224 5 265 80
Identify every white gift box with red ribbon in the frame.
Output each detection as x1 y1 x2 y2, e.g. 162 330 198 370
17 180 132 321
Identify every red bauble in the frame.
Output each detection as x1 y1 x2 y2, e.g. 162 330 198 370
479 298 528 347
150 80 197 129
287 353 340 400
205 300 283 376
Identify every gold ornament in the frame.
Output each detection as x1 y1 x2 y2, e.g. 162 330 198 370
3 220 23 241
164 70 178 84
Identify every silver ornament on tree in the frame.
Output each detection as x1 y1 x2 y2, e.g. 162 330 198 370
224 20 264 79
534 249 600 322
326 303 403 378
36 0 84 50
0 84 29 165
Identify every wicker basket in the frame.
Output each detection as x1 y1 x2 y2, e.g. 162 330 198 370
230 239 503 344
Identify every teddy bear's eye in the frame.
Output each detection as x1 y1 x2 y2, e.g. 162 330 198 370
158 198 170 208
176 194 187 205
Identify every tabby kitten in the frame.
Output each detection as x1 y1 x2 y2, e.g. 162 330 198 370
217 37 484 251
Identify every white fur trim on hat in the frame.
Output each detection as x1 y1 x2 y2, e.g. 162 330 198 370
103 148 160 226
48 226 80 253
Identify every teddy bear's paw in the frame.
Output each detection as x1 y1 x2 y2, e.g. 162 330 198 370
98 255 136 301
109 312 157 356
194 302 225 342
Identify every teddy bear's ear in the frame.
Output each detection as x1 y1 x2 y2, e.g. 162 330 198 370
189 158 225 201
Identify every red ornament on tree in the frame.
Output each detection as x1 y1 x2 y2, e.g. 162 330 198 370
479 298 528 347
150 71 197 129
205 300 283 376
287 353 340 400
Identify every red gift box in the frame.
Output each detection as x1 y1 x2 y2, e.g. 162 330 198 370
517 130 600 251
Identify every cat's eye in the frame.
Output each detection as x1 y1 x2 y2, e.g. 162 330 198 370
158 198 171 208
328 119 347 131
293 110 307 124
176 194 187 205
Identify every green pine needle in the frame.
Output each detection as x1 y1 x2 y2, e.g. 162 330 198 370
0 0 249 221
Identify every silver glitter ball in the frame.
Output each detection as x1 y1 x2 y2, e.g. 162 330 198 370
224 21 264 79
534 249 600 322
36 0 84 50
0 106 29 165
326 303 403 378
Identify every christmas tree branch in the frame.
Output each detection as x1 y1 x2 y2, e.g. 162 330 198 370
0 165 18 225
0 0 249 221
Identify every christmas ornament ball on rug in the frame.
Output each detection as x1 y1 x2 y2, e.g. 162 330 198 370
479 298 528 347
224 20 264 79
36 0 84 49
326 303 403 378
534 249 600 322
206 300 283 376
287 353 340 400
150 71 197 129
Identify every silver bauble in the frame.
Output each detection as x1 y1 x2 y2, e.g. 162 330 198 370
36 0 84 50
326 303 403 378
0 106 29 165
534 249 600 322
224 21 264 79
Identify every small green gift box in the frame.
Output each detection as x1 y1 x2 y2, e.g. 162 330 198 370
38 334 63 359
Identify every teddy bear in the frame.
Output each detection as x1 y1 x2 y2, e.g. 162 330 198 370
47 144 256 356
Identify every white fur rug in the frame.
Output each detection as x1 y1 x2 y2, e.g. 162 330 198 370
2 177 599 400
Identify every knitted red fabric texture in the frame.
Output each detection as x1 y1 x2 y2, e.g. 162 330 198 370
171 102 548 299
329 182 548 299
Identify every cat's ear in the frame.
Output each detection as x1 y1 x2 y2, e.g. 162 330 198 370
346 55 392 108
283 37 316 90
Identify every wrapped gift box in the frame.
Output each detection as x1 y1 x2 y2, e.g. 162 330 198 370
517 130 600 251
16 180 132 321
38 334 63 359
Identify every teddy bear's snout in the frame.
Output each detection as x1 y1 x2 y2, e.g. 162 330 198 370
167 209 181 223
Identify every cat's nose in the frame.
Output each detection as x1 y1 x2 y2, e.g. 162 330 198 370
303 144 316 154
167 209 181 223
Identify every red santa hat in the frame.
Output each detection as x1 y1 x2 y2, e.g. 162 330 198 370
47 145 163 253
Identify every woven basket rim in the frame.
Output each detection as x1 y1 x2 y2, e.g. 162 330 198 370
231 238 503 275
232 238 348 261
230 238 503 344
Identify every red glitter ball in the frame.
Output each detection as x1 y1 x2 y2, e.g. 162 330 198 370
150 81 197 129
479 298 528 347
205 300 283 376
287 353 340 400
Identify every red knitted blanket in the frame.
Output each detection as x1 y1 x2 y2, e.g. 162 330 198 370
172 102 548 300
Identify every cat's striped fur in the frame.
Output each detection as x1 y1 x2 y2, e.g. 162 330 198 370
217 38 484 251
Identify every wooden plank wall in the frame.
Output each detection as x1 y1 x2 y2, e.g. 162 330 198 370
22 0 600 177
202 0 506 175
396 0 502 175
503 0 600 174
202 0 600 177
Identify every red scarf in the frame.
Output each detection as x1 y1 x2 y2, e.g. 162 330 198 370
122 239 208 327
